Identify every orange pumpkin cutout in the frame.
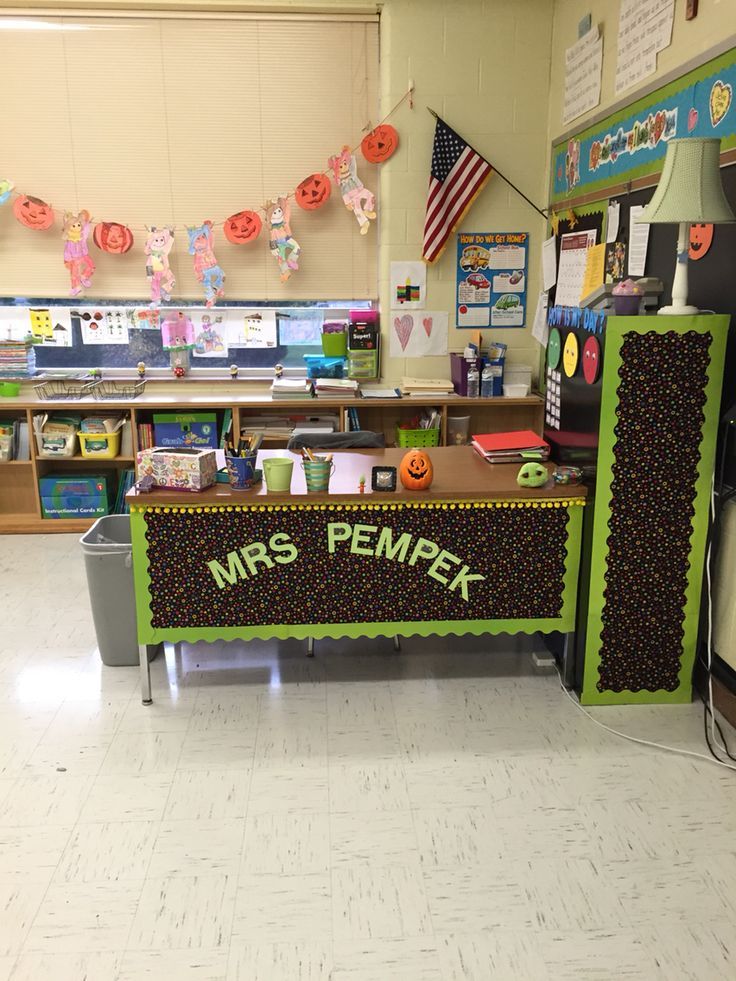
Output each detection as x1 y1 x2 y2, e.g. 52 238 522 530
93 221 134 255
224 210 262 245
295 173 332 211
13 194 54 230
361 124 399 164
689 223 713 261
399 449 433 490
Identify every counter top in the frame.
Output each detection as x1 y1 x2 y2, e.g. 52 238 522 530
127 446 587 506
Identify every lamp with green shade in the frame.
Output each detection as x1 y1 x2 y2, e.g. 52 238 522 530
637 137 735 315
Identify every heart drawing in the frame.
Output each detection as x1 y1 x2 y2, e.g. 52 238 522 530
393 314 414 351
422 317 433 337
710 80 732 127
688 107 698 132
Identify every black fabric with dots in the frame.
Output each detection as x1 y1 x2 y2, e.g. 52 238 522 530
597 330 711 693
144 503 571 629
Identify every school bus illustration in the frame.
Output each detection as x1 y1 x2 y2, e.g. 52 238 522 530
459 246 490 272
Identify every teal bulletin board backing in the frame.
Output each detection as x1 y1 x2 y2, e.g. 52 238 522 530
582 314 729 705
551 46 736 206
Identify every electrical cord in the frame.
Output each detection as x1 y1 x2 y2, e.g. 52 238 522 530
554 665 736 772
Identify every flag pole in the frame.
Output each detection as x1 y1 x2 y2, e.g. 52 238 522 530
427 107 548 220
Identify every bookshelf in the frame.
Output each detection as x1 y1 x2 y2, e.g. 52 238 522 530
0 389 543 534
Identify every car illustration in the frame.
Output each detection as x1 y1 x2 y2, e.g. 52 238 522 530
466 273 490 289
495 293 521 310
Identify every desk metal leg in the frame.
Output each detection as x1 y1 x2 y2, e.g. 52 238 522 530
306 637 315 658
139 644 152 705
560 632 576 689
393 635 402 652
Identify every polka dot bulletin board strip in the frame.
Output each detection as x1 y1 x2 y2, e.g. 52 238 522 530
142 500 574 630
597 330 711 693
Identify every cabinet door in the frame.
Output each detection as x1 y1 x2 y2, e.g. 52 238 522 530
582 314 729 704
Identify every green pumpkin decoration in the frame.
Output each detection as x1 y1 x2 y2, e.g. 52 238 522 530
516 462 548 488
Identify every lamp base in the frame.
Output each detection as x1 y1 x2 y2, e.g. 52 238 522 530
657 303 700 315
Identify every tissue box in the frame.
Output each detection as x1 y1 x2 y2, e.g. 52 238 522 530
136 447 217 492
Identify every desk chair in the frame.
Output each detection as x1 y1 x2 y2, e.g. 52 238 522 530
287 430 400 656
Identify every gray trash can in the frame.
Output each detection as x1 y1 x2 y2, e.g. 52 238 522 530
81 514 160 667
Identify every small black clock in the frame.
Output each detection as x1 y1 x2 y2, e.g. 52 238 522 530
371 465 397 492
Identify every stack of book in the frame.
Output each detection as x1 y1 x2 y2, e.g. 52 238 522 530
314 378 360 398
401 376 454 397
271 378 314 400
471 430 550 464
136 422 155 449
0 339 35 377
113 469 136 513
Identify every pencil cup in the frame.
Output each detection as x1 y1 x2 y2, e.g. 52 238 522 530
262 457 294 493
302 458 335 492
226 453 258 490
447 415 471 445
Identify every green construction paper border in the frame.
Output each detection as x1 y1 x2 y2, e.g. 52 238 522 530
131 500 584 645
581 314 729 705
550 48 736 206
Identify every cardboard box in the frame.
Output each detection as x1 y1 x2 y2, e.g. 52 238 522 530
39 474 108 519
136 447 217 492
152 412 218 449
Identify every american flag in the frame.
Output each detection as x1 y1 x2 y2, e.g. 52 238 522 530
422 117 493 264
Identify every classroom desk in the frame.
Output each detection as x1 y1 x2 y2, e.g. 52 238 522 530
129 447 587 703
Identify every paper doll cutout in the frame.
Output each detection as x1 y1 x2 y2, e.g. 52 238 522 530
144 226 176 307
328 145 376 234
0 179 13 205
187 220 225 307
265 196 300 283
62 210 95 297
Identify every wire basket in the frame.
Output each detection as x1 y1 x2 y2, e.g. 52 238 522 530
34 378 98 400
395 426 441 448
91 380 146 400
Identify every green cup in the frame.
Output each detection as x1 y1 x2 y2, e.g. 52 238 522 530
262 457 294 492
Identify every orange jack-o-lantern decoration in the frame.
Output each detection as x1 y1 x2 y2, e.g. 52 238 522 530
223 210 262 245
361 124 399 164
93 221 134 255
295 173 332 211
13 194 54 231
399 448 434 491
689 223 714 261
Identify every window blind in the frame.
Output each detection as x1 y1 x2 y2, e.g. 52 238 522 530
0 14 378 300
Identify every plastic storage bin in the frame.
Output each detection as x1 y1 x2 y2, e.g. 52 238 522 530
303 355 345 379
80 515 160 666
503 364 532 393
395 427 440 448
35 431 77 458
78 430 121 459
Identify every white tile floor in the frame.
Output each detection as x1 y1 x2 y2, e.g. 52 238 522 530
0 533 735 979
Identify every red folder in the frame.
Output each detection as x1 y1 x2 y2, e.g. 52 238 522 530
471 429 549 453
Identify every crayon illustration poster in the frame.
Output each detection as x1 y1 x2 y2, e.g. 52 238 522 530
456 232 528 328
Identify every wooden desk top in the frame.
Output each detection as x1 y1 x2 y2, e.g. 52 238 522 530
128 446 587 506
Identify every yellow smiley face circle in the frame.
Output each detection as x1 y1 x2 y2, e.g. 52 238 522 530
563 331 579 377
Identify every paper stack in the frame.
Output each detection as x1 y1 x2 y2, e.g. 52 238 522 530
271 378 314 400
471 429 550 464
0 339 35 377
314 378 360 398
401 376 454 397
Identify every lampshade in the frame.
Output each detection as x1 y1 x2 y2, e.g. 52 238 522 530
638 138 736 224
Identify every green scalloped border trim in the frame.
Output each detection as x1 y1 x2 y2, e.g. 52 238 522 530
131 500 584 645
581 315 729 705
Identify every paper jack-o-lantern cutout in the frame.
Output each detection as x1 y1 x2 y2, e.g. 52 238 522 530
399 449 434 491
224 210 262 245
361 124 399 164
295 173 332 211
14 194 54 230
689 223 714 260
93 222 134 255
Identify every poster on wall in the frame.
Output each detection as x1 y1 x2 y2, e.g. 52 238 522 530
27 308 73 347
615 0 674 96
228 310 277 348
389 261 427 309
456 232 528 329
192 312 228 358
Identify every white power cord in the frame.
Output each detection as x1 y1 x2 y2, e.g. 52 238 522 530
555 667 736 772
